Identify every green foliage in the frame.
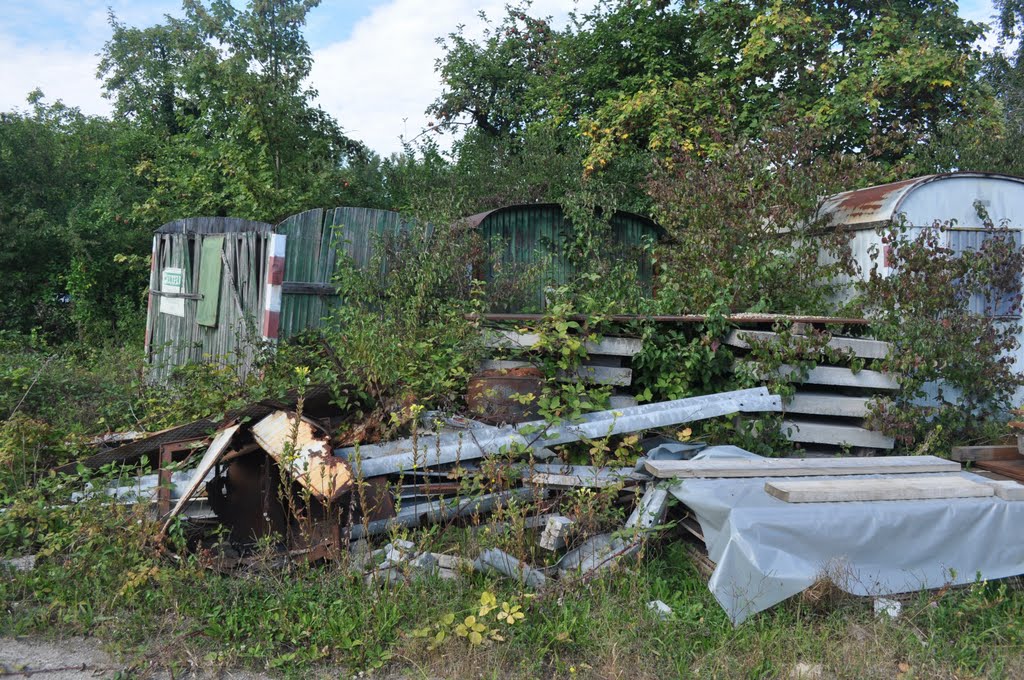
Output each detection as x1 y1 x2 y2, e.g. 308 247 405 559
316 216 486 415
99 0 366 227
856 221 1024 448
631 310 736 403
648 114 874 314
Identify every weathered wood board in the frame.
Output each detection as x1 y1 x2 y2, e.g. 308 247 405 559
644 455 959 479
765 475 995 503
481 359 632 386
782 393 873 418
725 330 891 360
949 445 1022 463
484 329 643 357
781 419 895 449
976 459 1024 483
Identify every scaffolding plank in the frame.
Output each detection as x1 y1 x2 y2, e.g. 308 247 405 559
783 393 872 418
645 455 958 479
765 475 994 503
782 419 894 449
726 330 890 359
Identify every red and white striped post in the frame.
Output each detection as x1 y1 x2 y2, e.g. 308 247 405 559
262 234 286 342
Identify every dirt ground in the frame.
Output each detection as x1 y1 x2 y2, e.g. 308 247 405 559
0 636 277 679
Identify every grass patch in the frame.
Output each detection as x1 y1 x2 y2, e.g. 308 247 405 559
3 492 1024 679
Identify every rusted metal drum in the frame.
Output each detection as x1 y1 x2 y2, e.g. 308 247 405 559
466 368 544 424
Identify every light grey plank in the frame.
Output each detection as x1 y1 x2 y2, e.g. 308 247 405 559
644 455 959 479
726 329 891 359
480 360 632 386
747 363 900 391
484 329 643 356
765 475 993 503
783 393 872 418
781 419 895 449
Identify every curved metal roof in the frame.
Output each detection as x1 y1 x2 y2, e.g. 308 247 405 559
818 172 1024 228
155 217 274 235
461 202 666 236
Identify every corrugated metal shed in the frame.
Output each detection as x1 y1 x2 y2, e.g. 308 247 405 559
465 203 664 307
818 172 1024 230
145 208 411 383
146 204 664 381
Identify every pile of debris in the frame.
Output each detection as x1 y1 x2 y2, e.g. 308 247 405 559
71 386 783 582
60 375 1024 623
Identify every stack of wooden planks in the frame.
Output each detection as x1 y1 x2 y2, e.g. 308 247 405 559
645 454 1024 503
726 329 897 454
951 443 1024 483
481 328 643 404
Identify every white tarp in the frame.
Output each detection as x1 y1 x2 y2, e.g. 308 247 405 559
668 446 1024 624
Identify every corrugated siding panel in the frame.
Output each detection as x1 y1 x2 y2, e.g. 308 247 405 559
479 206 660 308
947 229 1023 316
275 207 412 338
147 224 267 383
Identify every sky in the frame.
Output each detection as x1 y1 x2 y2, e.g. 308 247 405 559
0 0 1005 156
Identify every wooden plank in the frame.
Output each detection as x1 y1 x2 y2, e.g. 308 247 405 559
983 479 1024 500
644 455 959 479
783 393 872 418
196 236 224 327
483 329 643 357
481 360 632 386
764 364 900 391
281 281 338 295
976 459 1024 483
781 419 895 449
765 475 993 503
726 330 891 360
949 445 1021 463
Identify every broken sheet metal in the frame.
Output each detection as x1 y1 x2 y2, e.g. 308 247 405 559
159 423 241 537
668 447 1024 624
349 487 543 539
251 410 352 502
337 387 782 478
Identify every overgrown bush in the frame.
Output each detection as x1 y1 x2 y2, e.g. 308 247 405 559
647 113 879 314
857 220 1024 448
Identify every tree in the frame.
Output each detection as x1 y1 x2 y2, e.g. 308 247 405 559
99 0 367 225
431 1 992 175
0 94 147 337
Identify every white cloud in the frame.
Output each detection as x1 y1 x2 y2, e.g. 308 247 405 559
309 0 593 156
0 34 111 115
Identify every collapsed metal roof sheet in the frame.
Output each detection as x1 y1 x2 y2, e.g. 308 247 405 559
818 172 1024 228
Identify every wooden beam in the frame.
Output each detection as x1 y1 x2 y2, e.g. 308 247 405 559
764 475 994 503
949 445 1021 463
781 419 895 449
282 281 338 296
644 455 959 479
725 330 891 360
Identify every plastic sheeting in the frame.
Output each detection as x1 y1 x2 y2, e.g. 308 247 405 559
668 446 1024 624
